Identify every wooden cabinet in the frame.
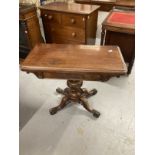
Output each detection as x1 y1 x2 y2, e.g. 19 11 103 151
101 8 135 74
39 2 100 45
19 3 43 58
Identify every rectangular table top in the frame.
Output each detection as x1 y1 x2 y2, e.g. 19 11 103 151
102 9 135 34
21 44 127 79
39 2 100 15
107 11 135 25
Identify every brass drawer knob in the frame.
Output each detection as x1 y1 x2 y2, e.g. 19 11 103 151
24 30 28 34
48 15 53 20
44 14 47 17
71 18 75 24
82 17 86 21
72 32 76 37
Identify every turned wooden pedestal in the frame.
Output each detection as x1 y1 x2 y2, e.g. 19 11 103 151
21 44 127 118
50 80 100 118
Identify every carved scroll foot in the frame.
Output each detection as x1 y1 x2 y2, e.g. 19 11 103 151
82 88 97 98
56 88 65 95
49 107 59 115
92 109 100 118
80 97 100 118
49 96 69 115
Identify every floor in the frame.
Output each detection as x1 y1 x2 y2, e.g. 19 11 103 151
19 11 135 155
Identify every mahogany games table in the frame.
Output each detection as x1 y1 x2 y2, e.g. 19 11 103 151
21 43 127 118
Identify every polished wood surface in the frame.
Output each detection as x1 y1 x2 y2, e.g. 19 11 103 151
101 8 135 74
75 0 135 11
115 0 135 7
21 43 127 81
75 0 116 5
62 14 85 28
40 2 99 45
39 2 100 15
75 0 115 11
49 25 85 43
20 4 43 46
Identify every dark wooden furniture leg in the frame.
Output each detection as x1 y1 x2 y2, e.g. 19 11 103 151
100 29 105 45
127 51 135 75
49 80 100 118
49 96 70 115
80 97 100 118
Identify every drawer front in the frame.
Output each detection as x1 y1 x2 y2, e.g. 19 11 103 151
51 38 85 44
61 14 86 28
51 26 85 43
41 11 61 24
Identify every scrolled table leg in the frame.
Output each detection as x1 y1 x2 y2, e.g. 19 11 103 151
80 97 100 118
56 88 65 95
49 96 69 115
82 88 97 98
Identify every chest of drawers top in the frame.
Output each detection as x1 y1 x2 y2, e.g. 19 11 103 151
39 2 100 15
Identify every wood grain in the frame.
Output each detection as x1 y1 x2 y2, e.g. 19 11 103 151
39 2 100 15
21 44 127 81
75 0 135 11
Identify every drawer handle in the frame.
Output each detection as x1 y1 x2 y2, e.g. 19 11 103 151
71 18 75 24
24 30 28 34
82 17 86 21
48 15 53 20
44 14 47 17
72 32 76 37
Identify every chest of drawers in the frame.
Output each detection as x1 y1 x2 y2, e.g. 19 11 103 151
39 2 100 44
